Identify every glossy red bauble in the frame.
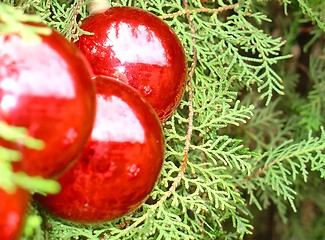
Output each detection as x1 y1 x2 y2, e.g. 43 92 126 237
75 6 187 122
36 76 165 223
0 187 30 240
0 24 96 178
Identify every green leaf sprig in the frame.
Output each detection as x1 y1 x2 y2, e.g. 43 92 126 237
0 2 51 43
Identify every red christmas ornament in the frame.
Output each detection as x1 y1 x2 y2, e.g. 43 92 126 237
36 75 165 223
0 187 30 240
0 24 96 178
75 6 187 122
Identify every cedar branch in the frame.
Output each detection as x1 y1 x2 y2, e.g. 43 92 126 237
159 4 239 19
152 0 197 206
114 0 198 236
236 143 325 187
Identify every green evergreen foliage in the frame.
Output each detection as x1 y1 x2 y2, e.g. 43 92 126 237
0 0 324 239
0 121 59 194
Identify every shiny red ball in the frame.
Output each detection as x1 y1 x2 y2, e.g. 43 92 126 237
75 6 187 122
0 187 30 240
36 75 165 223
0 25 96 178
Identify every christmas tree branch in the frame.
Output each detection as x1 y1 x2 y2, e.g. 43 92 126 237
152 0 197 204
110 1 198 237
65 0 84 39
159 3 239 19
0 3 51 42
236 128 325 189
58 0 85 40
0 121 60 194
0 122 44 150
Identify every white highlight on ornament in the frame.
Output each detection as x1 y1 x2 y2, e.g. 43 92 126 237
104 23 167 66
91 95 145 143
0 94 17 113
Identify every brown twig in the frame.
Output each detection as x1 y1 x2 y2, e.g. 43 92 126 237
235 165 268 187
148 0 197 209
235 147 319 187
159 4 239 19
65 0 83 40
